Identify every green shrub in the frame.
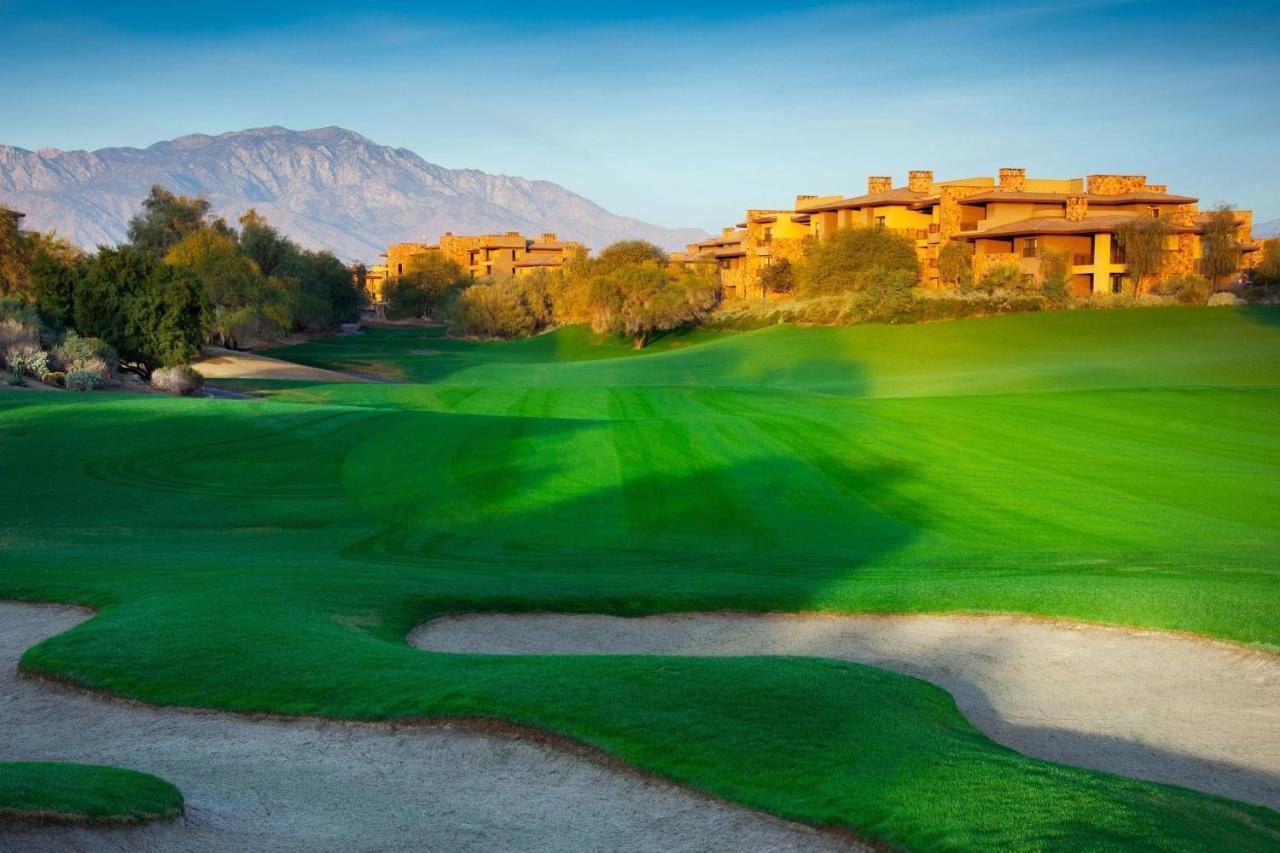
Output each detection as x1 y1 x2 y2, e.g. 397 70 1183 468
64 369 103 391
150 364 204 395
5 364 24 386
41 371 65 388
977 262 1029 294
938 241 974 290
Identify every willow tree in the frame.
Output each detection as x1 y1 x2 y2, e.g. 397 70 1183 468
1201 206 1242 292
1115 217 1172 294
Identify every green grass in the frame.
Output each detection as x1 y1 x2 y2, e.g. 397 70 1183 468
3 307 1279 849
0 762 182 824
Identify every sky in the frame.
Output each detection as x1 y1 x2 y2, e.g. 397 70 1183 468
2 0 1278 230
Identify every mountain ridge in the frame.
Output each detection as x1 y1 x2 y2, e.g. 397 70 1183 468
0 126 708 260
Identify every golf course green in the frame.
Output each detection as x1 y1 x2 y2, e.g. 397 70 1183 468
2 306 1278 849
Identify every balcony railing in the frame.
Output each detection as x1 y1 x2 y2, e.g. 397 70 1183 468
1072 254 1094 266
890 228 928 241
960 221 981 232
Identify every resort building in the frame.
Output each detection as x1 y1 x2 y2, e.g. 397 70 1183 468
382 232 585 281
716 169 1261 297
677 210 809 299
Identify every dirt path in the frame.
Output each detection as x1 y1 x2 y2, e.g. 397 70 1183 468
411 612 1280 810
192 348 371 384
0 602 853 852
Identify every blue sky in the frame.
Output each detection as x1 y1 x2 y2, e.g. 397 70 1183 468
3 0 1277 229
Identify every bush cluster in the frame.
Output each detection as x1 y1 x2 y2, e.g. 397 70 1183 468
64 369 103 391
150 364 205 395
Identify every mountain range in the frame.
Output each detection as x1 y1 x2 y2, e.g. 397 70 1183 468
1255 218 1280 239
0 126 707 261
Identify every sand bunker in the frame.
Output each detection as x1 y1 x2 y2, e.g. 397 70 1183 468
0 602 854 852
193 348 371 383
411 612 1280 810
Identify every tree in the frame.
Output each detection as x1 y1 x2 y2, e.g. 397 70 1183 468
75 246 207 377
1201 206 1242 292
0 208 30 296
938 240 974 290
1250 239 1280 290
387 252 467 320
589 264 715 349
165 229 286 348
796 227 919 296
1115 217 1172 294
127 185 229 258
238 209 296 278
760 258 794 296
593 240 667 274
28 243 82 330
1038 249 1070 301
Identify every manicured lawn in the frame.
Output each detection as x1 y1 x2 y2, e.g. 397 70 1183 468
0 762 182 824
3 307 1278 849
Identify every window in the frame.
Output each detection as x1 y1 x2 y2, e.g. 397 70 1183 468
397 263 402 275
763 227 773 244
1149 206 1160 218
875 216 886 228
1022 238 1038 258
1110 274 1124 294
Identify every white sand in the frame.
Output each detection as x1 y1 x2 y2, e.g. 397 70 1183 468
411 611 1280 809
0 602 854 852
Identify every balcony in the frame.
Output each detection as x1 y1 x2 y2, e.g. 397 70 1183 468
1072 254 1094 266
960 221 981 232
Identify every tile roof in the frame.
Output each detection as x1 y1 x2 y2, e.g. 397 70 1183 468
955 190 1198 206
955 214 1202 239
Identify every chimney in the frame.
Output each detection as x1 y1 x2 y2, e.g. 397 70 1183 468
794 194 817 207
908 170 933 193
505 231 520 237
998 168 1026 192
540 233 558 243
722 226 738 238
1147 185 1167 194
1066 195 1088 222
867 176 892 194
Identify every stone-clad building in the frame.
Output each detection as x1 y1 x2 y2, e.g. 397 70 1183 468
378 232 585 287
702 169 1261 297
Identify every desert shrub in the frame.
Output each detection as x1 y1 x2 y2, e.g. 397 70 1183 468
53 330 119 377
41 371 65 387
5 364 24 385
5 343 49 377
1156 274 1212 306
150 364 204 395
760 258 795 296
977 262 1027 294
0 317 39 354
1207 292 1245 307
64 369 103 391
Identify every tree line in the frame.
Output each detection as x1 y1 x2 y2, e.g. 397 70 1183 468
0 186 362 384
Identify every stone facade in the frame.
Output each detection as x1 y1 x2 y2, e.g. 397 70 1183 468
908 170 934 193
1065 196 1088 222
998 168 1026 192
867 177 892 194
1086 174 1147 195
